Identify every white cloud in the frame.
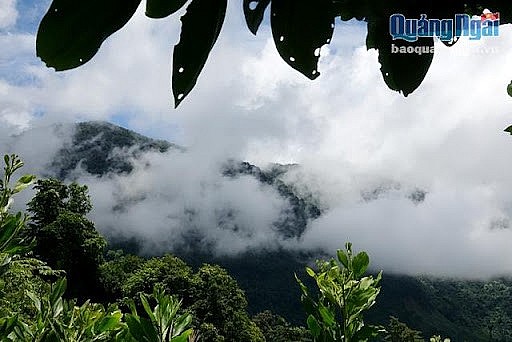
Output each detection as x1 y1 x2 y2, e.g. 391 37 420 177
80 150 288 255
0 0 17 29
3 3 512 277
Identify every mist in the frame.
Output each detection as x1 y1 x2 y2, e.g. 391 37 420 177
2 0 512 278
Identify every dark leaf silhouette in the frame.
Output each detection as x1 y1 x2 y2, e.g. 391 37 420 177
172 0 227 107
367 18 434 97
35 0 512 107
146 0 188 19
270 0 334 80
36 0 141 71
364 1 444 97
243 0 271 35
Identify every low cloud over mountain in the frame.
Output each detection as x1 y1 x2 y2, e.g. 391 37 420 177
4 120 512 278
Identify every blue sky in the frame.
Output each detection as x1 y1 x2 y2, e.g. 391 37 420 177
4 1 512 276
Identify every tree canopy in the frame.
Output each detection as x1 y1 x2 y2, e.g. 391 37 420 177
35 0 512 108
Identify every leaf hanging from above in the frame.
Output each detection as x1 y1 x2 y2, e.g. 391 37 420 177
172 0 227 107
243 0 271 35
270 0 334 80
432 2 464 48
440 38 459 48
367 19 434 97
36 0 142 71
146 0 188 19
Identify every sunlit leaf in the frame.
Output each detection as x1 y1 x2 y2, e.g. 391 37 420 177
306 266 316 277
352 252 369 278
13 175 36 194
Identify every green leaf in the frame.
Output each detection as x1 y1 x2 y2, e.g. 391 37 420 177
337 249 349 268
36 0 142 71
172 0 227 107
173 313 192 336
146 0 187 19
306 266 316 277
27 291 42 313
140 293 157 323
352 252 370 278
306 314 321 338
270 0 334 80
171 329 193 342
13 174 36 194
318 303 336 327
126 314 159 342
243 0 270 35
0 216 20 251
95 313 122 333
50 278 67 305
301 295 318 317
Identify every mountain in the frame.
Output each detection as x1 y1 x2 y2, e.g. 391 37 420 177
49 121 182 178
14 120 512 340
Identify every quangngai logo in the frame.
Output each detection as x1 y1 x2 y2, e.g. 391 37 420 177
389 9 500 42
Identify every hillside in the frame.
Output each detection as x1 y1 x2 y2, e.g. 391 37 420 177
12 120 512 340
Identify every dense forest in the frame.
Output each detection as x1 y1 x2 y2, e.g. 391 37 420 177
0 153 451 341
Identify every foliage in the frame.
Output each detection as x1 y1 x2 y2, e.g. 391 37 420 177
409 277 512 341
35 1 512 107
296 242 383 342
0 257 63 321
190 264 264 342
1 277 194 342
124 286 193 342
0 154 36 266
120 256 264 341
384 316 424 342
252 310 311 342
194 322 224 342
27 178 92 230
36 212 106 271
99 250 145 299
26 178 106 299
121 254 195 305
3 278 125 341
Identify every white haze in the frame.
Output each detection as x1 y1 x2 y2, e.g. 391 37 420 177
2 1 512 277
